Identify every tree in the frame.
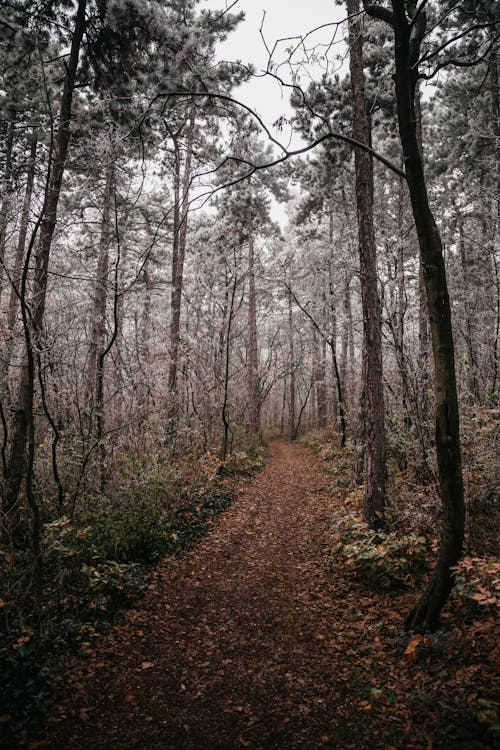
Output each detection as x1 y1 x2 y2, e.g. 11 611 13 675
347 0 386 528
364 0 466 631
2 0 88 560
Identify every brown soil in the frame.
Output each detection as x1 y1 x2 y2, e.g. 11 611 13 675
38 442 497 750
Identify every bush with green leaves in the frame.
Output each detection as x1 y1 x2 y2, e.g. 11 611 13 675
451 556 499 608
329 515 429 590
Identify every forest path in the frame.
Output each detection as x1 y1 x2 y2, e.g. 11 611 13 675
39 444 498 750
42 441 357 750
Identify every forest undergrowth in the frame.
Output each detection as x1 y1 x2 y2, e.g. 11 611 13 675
303 416 499 748
22 435 498 750
0 446 266 747
1 409 498 749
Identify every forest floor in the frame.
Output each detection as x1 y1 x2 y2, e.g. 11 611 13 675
32 442 497 750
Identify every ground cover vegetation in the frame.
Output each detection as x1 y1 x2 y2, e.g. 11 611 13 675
0 0 498 746
29 443 500 749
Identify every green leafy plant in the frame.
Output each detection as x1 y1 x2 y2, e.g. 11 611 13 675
220 448 266 476
329 515 429 590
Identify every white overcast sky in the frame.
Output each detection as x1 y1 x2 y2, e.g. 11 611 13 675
202 0 347 146
199 2 352 225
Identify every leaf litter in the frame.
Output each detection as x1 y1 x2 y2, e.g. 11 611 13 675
34 442 497 750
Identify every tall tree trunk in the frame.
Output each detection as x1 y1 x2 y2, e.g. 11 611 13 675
112 240 127 428
366 0 465 631
1 132 37 400
93 168 113 494
340 277 349 402
341 271 355 416
246 201 261 440
490 31 500 395
312 328 326 427
86 165 113 424
396 179 409 417
137 261 152 415
221 264 238 459
415 84 432 427
288 286 296 441
327 269 347 447
457 218 479 401
347 0 386 528
167 106 196 438
2 0 87 543
0 112 15 299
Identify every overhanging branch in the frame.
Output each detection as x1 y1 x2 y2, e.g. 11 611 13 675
151 89 406 180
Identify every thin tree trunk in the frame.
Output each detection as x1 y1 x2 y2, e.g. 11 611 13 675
221 267 238 459
326 216 339 428
340 277 349 402
415 84 432 426
312 328 325 427
288 287 296 441
327 270 347 447
246 200 261 440
137 261 152 415
167 106 196 438
86 165 113 423
392 186 412 432
0 113 15 298
1 132 37 400
347 0 386 528
293 380 313 440
490 33 500 395
2 0 87 543
457 218 479 401
113 241 128 427
280 378 287 436
6 133 37 334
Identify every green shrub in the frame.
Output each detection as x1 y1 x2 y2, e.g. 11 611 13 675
87 500 170 563
329 515 429 590
220 448 266 476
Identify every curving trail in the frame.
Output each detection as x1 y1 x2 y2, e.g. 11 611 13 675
39 441 496 750
43 442 352 749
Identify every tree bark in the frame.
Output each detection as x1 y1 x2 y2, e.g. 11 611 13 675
221 269 238 459
365 0 465 631
288 286 296 441
347 0 386 528
415 84 432 426
86 165 113 423
490 31 500 395
2 0 87 541
0 112 15 299
1 132 37 401
246 200 261 440
137 261 152 415
327 270 347 447
457 218 479 401
167 105 196 438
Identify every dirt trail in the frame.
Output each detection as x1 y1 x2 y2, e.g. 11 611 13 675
43 442 349 749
